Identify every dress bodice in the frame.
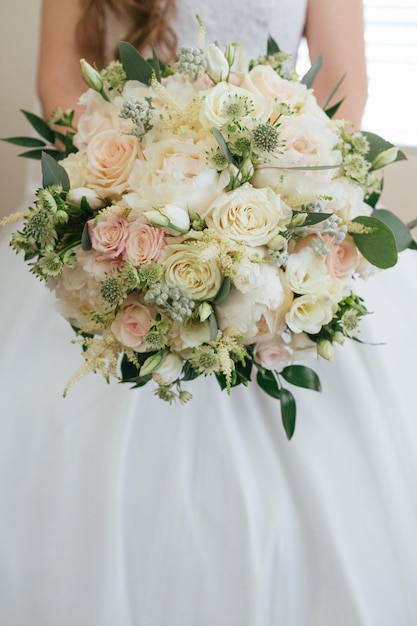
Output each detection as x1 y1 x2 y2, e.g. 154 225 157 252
174 0 307 62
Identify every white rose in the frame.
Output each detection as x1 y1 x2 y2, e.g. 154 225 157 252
60 152 88 189
152 353 183 385
285 294 334 334
285 247 330 296
199 82 273 130
206 183 292 246
162 243 222 301
205 43 230 83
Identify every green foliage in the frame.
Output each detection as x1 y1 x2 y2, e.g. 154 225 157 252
119 42 153 84
350 215 398 268
281 365 321 392
301 56 323 89
41 152 70 190
372 208 416 252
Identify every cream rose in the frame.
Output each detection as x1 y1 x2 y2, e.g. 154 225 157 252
161 243 222 301
285 294 334 334
125 217 166 266
88 214 129 259
241 64 309 108
199 82 273 130
111 300 153 351
285 246 329 296
85 129 142 198
206 183 292 246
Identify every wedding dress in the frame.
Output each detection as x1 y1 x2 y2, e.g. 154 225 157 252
1 1 417 625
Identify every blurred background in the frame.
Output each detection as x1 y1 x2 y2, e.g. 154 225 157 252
0 0 416 224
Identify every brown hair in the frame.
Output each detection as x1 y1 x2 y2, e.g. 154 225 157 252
76 0 178 67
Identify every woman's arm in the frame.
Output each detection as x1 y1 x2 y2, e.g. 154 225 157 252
37 0 88 120
304 0 368 128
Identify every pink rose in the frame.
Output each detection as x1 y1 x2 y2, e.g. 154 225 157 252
88 214 129 259
86 129 142 198
111 300 153 351
324 234 360 281
253 337 292 371
125 217 166 266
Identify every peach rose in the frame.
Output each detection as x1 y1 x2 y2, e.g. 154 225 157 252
111 300 153 351
241 64 309 108
85 129 142 198
125 217 166 266
88 214 129 259
324 234 360 281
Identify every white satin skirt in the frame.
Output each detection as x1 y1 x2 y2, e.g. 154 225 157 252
1 227 416 626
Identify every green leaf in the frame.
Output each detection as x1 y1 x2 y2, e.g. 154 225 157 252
322 73 346 110
360 131 407 165
350 215 398 269
212 276 231 304
209 312 218 341
301 212 333 226
281 365 321 392
21 109 55 143
18 148 64 161
81 221 92 251
150 47 162 83
119 41 153 84
211 127 237 165
41 152 70 190
256 368 281 400
301 56 322 89
181 361 200 381
280 388 296 440
324 98 344 119
267 35 280 55
372 208 414 252
1 136 46 148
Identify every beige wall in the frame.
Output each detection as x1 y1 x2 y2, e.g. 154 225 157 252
0 0 416 231
0 0 41 218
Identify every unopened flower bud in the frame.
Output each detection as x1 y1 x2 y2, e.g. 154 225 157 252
333 331 345 345
143 210 170 229
139 351 164 377
179 390 193 404
371 146 398 170
267 234 286 251
197 302 213 322
80 59 104 92
67 187 105 210
205 43 230 83
317 339 334 361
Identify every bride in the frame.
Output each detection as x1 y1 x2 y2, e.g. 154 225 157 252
1 0 416 624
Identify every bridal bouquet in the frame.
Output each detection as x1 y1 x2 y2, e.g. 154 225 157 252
3 33 415 437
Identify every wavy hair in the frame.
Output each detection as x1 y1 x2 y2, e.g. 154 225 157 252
76 0 178 67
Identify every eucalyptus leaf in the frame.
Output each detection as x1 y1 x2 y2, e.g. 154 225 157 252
1 136 46 148
323 73 346 110
256 368 281 400
41 152 70 190
21 109 55 144
212 127 237 165
301 56 322 89
281 365 321 392
372 208 414 252
280 388 296 439
350 215 398 269
119 41 153 84
151 47 162 83
212 276 231 304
